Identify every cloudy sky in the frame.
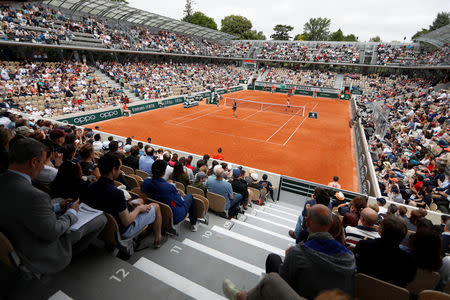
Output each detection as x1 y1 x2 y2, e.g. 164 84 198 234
128 0 449 42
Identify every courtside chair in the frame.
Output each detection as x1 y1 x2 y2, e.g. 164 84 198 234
135 169 149 180
120 165 134 175
355 273 409 300
418 290 450 300
187 185 206 197
207 192 227 218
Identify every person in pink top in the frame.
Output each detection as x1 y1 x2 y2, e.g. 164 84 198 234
328 176 341 189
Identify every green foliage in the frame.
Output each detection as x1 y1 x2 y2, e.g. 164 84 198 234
220 15 264 40
302 17 331 41
242 29 266 40
329 29 344 41
412 12 450 41
270 24 294 40
188 12 217 30
182 0 194 22
343 33 357 42
369 36 381 42
429 12 450 31
294 34 306 41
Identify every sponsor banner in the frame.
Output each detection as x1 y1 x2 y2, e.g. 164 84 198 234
295 89 313 96
317 91 338 99
129 101 158 114
255 81 339 94
58 108 121 125
163 97 185 106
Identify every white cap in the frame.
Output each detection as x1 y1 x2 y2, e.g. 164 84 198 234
251 173 258 181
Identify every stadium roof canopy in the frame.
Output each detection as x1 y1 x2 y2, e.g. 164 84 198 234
43 0 236 41
417 24 450 47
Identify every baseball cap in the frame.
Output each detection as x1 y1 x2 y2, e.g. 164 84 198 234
15 126 33 135
124 144 132 153
335 192 345 201
251 173 258 181
232 168 240 178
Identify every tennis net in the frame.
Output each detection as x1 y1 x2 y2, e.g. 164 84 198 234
224 97 305 116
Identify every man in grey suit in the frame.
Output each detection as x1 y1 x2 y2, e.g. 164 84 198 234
0 137 106 275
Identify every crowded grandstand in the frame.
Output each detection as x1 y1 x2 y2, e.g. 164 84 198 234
0 0 449 300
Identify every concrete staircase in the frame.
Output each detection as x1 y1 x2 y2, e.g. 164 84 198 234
7 194 306 300
334 74 344 90
94 69 141 103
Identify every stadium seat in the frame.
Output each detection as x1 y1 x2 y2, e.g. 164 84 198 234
248 187 260 203
193 195 209 225
207 192 227 215
135 170 149 180
0 232 19 273
187 185 206 197
355 273 409 300
418 290 450 300
174 181 185 193
177 188 185 197
131 187 147 199
122 175 139 190
145 198 179 236
128 174 143 187
406 268 440 295
120 165 134 175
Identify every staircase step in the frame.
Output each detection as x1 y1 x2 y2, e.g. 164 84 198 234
240 213 292 236
251 208 297 227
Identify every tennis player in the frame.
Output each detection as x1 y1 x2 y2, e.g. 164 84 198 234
232 100 237 118
286 97 291 111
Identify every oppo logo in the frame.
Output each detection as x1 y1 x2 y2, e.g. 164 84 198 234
73 115 96 124
100 111 118 118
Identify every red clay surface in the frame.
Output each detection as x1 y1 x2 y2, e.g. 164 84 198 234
89 90 358 191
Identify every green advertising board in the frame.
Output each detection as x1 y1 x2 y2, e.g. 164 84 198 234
295 89 313 96
128 101 159 114
163 97 184 107
57 108 122 126
317 91 339 99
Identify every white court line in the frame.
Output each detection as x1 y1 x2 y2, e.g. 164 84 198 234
182 238 265 276
252 209 298 226
265 113 300 142
172 123 284 146
212 226 285 257
231 219 293 242
244 214 293 230
134 257 227 300
283 102 319 146
240 109 262 120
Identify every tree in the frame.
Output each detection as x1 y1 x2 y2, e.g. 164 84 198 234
369 36 381 42
343 34 357 42
429 12 450 31
412 12 450 41
188 12 217 30
270 24 294 40
182 0 194 22
294 34 306 41
242 30 266 40
220 15 252 39
329 29 344 41
302 17 331 41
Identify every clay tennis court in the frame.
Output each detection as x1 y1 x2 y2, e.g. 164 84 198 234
89 90 358 191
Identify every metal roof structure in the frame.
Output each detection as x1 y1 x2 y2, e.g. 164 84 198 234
43 0 236 40
417 24 450 47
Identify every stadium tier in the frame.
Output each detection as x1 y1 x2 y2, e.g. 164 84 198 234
0 0 450 299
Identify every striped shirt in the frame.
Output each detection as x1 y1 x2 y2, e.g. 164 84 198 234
345 225 380 248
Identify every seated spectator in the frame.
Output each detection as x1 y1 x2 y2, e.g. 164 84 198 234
248 173 263 190
212 147 224 160
78 143 100 180
92 134 103 151
327 176 341 189
354 215 417 287
338 196 367 227
0 127 13 172
34 139 60 185
170 161 190 189
398 205 409 223
440 220 450 255
141 160 198 231
207 166 243 218
265 204 355 299
138 145 154 176
410 227 442 272
230 168 250 210
0 137 106 274
49 129 66 153
258 174 274 200
86 153 163 248
169 153 178 167
185 155 194 171
123 145 140 171
191 171 207 196
345 207 380 248
406 209 423 232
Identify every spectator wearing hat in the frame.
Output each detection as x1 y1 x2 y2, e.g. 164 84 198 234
328 176 341 189
185 155 194 171
248 173 263 190
139 145 154 177
15 126 34 137
192 171 207 197
123 145 140 171
230 168 250 210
